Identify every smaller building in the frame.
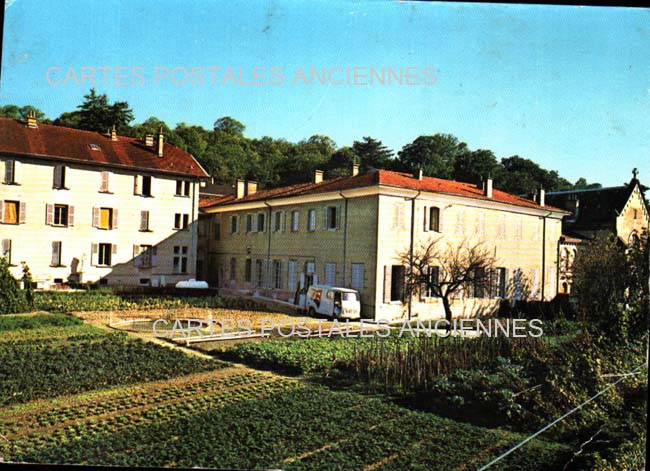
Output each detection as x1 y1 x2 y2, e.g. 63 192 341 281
547 170 650 294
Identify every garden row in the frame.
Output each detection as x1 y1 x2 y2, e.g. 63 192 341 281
0 314 225 406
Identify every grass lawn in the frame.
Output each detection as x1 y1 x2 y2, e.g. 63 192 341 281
0 312 573 470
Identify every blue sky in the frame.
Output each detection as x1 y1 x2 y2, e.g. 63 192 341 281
2 0 649 187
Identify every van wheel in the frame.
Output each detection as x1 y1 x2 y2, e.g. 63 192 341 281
308 307 316 317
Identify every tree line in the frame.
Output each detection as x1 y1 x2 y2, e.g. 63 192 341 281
1 89 601 193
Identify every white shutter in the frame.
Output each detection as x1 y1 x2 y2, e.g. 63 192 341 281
323 207 329 230
351 263 364 292
383 266 392 303
68 206 75 226
423 206 429 232
0 201 3 224
92 207 99 228
91 243 98 266
133 175 141 195
133 245 141 267
51 242 61 266
100 171 110 192
46 204 54 225
288 260 297 292
151 247 158 267
4 160 14 184
335 205 341 229
19 202 26 224
112 209 119 229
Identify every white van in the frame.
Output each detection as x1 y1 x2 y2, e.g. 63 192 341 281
305 285 361 319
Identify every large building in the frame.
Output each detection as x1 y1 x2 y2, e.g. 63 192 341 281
0 115 208 288
547 171 650 294
201 166 569 320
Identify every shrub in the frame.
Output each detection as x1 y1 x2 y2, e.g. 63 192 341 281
0 257 31 314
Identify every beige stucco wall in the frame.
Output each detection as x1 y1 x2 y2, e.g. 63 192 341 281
204 186 565 320
616 185 650 244
0 156 200 288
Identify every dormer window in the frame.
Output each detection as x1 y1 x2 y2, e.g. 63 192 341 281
88 144 101 151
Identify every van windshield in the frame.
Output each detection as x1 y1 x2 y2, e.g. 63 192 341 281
342 292 358 301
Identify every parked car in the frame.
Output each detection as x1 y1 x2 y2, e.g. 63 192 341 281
174 279 209 289
305 285 361 319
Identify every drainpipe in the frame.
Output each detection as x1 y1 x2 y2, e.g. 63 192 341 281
408 190 422 320
339 191 349 286
541 211 552 301
264 201 272 289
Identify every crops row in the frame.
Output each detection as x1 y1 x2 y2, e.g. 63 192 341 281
4 384 570 470
0 316 225 406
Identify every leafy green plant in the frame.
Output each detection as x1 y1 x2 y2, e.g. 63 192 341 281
0 257 31 314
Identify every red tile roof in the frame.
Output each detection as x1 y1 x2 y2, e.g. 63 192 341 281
0 117 208 178
202 170 566 212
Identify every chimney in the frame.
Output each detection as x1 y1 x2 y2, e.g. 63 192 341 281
145 134 154 147
314 170 324 184
26 110 38 129
246 181 258 196
352 163 360 177
110 125 117 141
236 179 246 199
538 188 545 207
415 168 423 181
157 127 164 158
484 177 493 198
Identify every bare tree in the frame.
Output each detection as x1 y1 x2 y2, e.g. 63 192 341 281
399 238 496 325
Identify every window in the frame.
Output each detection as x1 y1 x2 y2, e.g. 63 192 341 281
493 268 507 298
324 206 339 230
246 214 253 233
175 180 191 197
384 265 405 302
351 263 365 292
173 246 188 274
51 241 63 266
291 211 300 232
134 175 153 196
273 260 282 289
287 260 298 291
324 262 336 285
230 215 239 233
245 258 252 282
428 207 440 232
214 221 221 240
53 205 69 226
88 144 101 151
140 211 150 232
142 176 152 197
257 213 265 232
53 165 67 189
174 213 189 230
392 203 404 230
273 211 284 232
93 207 116 230
134 245 154 268
421 266 440 298
629 232 640 246
1 201 24 225
1 239 12 264
3 160 16 184
230 257 237 281
633 209 639 220
469 268 487 298
255 259 264 286
99 171 110 193
97 243 113 267
308 209 316 232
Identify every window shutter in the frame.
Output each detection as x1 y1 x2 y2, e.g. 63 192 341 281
46 204 54 225
140 211 148 231
19 202 26 224
151 247 158 266
51 242 61 266
68 206 75 226
4 160 14 184
101 171 109 192
0 201 3 223
91 243 98 266
2 239 11 257
133 245 141 266
383 265 392 303
281 211 286 232
133 175 141 195
335 205 341 229
423 206 429 232
92 207 99 228
112 209 119 229
53 165 62 188
112 244 118 255
323 207 329 230
12 161 20 184
252 214 258 233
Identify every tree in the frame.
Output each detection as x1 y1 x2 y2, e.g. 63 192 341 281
398 134 468 179
400 238 496 325
75 88 133 134
572 177 602 190
213 116 245 136
572 233 648 340
452 149 501 185
352 136 394 171
1 105 47 122
326 147 359 178
0 257 30 314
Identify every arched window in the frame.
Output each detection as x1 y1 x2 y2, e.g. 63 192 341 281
629 232 640 246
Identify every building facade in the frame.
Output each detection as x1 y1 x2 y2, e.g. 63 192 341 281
201 167 568 320
0 116 208 288
547 171 650 294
